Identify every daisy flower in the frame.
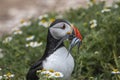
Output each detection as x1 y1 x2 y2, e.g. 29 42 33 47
37 69 64 79
52 72 64 78
3 72 15 79
13 30 23 35
114 4 119 9
89 19 97 28
3 37 13 43
38 14 48 20
38 20 49 28
87 0 96 7
25 41 43 48
111 69 120 74
101 8 111 13
0 76 3 80
26 35 35 41
18 19 31 27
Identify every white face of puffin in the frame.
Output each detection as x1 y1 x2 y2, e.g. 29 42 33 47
49 22 72 39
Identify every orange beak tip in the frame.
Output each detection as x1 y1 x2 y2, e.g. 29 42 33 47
73 26 82 41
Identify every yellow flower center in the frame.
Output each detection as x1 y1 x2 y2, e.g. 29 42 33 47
90 0 96 3
15 30 21 32
113 69 119 72
45 74 50 77
49 18 55 22
55 72 60 77
6 72 12 77
41 19 46 23
20 19 25 24
49 69 55 73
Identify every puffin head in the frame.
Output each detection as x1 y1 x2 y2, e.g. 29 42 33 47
49 19 82 52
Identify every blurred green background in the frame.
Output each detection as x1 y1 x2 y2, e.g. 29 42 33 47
0 0 120 80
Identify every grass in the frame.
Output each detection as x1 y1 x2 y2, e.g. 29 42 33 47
0 1 120 80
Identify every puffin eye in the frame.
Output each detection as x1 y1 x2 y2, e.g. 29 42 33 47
61 24 66 29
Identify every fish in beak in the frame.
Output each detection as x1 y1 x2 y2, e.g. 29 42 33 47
68 26 82 54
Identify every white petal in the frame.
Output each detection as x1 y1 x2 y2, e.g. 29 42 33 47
0 76 3 80
26 36 35 41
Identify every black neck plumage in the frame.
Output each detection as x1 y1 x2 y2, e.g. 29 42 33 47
41 30 64 60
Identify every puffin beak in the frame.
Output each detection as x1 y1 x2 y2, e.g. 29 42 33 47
72 26 82 41
68 26 82 54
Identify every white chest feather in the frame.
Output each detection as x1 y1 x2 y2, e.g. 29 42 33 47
43 47 74 80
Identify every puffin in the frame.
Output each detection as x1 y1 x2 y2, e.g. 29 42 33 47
26 19 82 80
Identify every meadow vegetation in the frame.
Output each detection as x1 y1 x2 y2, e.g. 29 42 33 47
0 1 120 80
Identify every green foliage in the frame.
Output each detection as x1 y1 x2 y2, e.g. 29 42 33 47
0 1 120 80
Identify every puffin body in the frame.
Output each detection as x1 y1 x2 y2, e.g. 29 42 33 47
43 47 74 80
26 19 82 80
